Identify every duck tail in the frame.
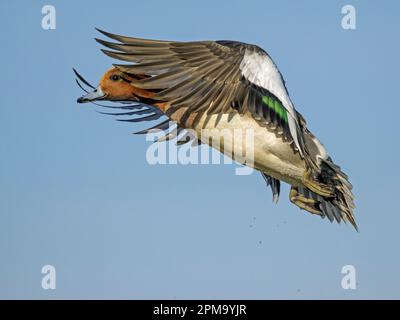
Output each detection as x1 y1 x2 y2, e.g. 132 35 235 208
311 158 357 230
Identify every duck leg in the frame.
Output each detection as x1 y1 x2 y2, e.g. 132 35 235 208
289 187 322 215
301 169 334 198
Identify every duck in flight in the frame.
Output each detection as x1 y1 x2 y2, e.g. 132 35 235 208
76 29 356 230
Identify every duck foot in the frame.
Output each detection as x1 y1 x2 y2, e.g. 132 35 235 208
289 187 322 215
301 169 334 198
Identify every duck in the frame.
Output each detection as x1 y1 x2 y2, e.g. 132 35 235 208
76 28 356 230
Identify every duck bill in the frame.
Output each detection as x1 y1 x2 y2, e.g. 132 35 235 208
77 87 106 103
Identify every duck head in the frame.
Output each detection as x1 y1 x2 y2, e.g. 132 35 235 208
77 67 139 103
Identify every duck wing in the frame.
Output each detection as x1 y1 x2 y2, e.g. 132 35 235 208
95 29 306 157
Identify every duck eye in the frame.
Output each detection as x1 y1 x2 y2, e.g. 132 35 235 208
110 75 120 81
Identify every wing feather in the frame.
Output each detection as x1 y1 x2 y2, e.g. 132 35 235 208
96 30 305 154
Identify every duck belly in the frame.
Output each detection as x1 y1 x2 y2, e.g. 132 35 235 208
193 112 306 186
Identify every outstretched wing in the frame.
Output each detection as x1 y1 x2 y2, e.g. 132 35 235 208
95 29 306 156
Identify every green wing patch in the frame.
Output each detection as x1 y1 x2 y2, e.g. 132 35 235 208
262 95 288 123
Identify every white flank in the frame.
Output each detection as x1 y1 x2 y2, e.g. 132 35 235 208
313 136 329 161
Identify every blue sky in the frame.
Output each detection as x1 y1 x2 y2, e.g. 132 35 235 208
0 0 399 299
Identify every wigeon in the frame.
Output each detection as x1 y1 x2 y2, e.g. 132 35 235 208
76 29 356 229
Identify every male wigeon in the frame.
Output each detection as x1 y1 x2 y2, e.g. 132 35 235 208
76 29 356 229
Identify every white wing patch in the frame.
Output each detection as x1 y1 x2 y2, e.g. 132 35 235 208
239 49 294 116
239 49 304 156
